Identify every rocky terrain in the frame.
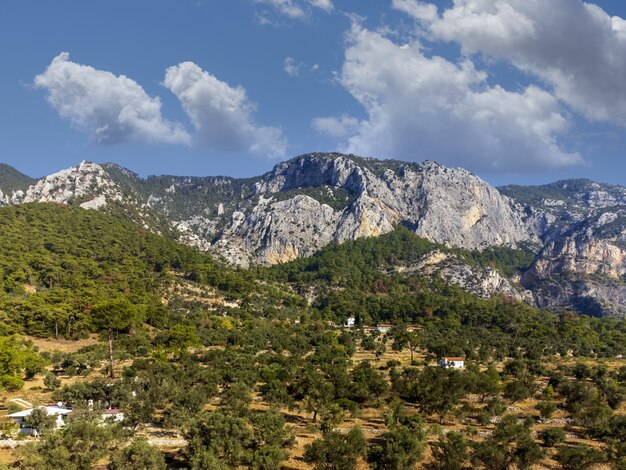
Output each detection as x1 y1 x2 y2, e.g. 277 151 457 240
1 153 625 316
501 180 626 316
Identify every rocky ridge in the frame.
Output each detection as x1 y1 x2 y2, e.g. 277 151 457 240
213 155 534 265
2 153 625 316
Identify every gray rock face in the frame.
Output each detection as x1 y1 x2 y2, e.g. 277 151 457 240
230 154 533 265
502 179 626 316
214 195 341 266
410 162 532 249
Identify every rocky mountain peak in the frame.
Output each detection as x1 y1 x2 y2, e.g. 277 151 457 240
255 152 366 195
209 153 536 266
17 161 123 209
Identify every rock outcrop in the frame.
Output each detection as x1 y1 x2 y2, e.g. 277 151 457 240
19 161 125 206
502 179 626 316
226 154 533 266
395 250 533 303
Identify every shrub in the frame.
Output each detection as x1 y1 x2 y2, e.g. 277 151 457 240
539 427 566 447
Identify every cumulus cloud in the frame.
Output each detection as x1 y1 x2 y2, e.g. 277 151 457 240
396 0 626 127
164 62 287 158
34 52 191 146
320 26 582 173
253 0 332 18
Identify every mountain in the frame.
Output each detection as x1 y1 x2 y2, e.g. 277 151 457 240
0 163 35 204
3 154 535 263
1 153 625 317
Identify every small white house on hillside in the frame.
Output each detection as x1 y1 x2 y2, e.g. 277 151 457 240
96 408 125 422
8 404 125 435
8 405 72 435
439 357 465 369
344 317 356 328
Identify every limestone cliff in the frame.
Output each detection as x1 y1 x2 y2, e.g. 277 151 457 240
502 179 626 316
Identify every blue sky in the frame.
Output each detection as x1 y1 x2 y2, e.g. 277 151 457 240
1 0 626 186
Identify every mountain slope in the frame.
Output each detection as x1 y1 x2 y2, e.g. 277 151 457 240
0 164 35 204
0 203 262 338
1 153 625 316
259 227 534 303
2 154 535 266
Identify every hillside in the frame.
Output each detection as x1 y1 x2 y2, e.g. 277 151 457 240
4 154 534 264
0 203 275 339
500 179 626 316
0 203 624 470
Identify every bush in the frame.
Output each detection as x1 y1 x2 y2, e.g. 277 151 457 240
0 418 20 439
109 437 166 469
44 372 61 391
556 445 607 469
430 431 468 470
536 400 557 420
539 427 566 447
367 424 425 470
304 427 366 470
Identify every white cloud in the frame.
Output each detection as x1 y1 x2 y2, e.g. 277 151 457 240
254 0 304 18
398 0 626 127
284 57 302 77
391 0 437 23
307 0 333 12
312 115 360 138
321 26 582 173
164 62 287 158
284 57 320 77
34 52 190 146
253 0 333 18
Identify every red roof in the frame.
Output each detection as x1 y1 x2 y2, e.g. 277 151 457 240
441 357 465 361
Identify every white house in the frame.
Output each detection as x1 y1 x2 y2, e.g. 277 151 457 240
8 404 125 435
439 357 465 369
344 317 356 328
8 404 72 435
376 324 393 333
97 408 125 422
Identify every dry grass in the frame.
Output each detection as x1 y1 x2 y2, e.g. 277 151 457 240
26 335 99 354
